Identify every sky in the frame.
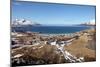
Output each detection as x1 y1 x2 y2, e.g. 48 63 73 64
12 0 96 25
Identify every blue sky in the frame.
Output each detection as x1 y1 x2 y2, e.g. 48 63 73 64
12 1 96 25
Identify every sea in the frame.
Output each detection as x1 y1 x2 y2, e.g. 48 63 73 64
12 25 92 34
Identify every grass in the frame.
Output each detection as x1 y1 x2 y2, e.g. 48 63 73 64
12 44 67 65
64 30 96 62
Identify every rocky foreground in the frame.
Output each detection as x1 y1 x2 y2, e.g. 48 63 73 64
11 29 96 66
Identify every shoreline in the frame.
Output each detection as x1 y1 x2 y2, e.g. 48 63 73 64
12 25 94 35
11 28 96 65
12 28 95 37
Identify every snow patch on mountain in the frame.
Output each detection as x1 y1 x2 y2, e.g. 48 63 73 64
12 19 40 26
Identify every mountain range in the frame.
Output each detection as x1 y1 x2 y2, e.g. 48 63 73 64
12 19 41 27
12 19 95 27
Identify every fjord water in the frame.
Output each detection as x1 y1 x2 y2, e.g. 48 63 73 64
12 26 91 34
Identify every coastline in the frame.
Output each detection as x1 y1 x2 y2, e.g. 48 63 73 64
12 28 95 38
11 28 96 66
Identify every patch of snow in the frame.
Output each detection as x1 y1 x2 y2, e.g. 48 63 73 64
14 54 23 58
50 41 56 45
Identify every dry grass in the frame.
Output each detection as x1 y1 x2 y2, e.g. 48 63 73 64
64 32 96 62
12 29 96 65
12 44 66 64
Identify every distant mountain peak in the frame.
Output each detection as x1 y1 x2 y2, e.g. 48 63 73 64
12 19 41 27
81 22 95 26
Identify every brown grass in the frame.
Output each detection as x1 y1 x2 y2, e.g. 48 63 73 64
12 45 66 64
64 33 96 62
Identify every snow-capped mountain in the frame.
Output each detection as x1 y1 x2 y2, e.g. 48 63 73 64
82 19 95 26
12 19 40 27
80 22 96 26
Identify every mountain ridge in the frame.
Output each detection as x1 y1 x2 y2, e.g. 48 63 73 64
12 19 41 27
